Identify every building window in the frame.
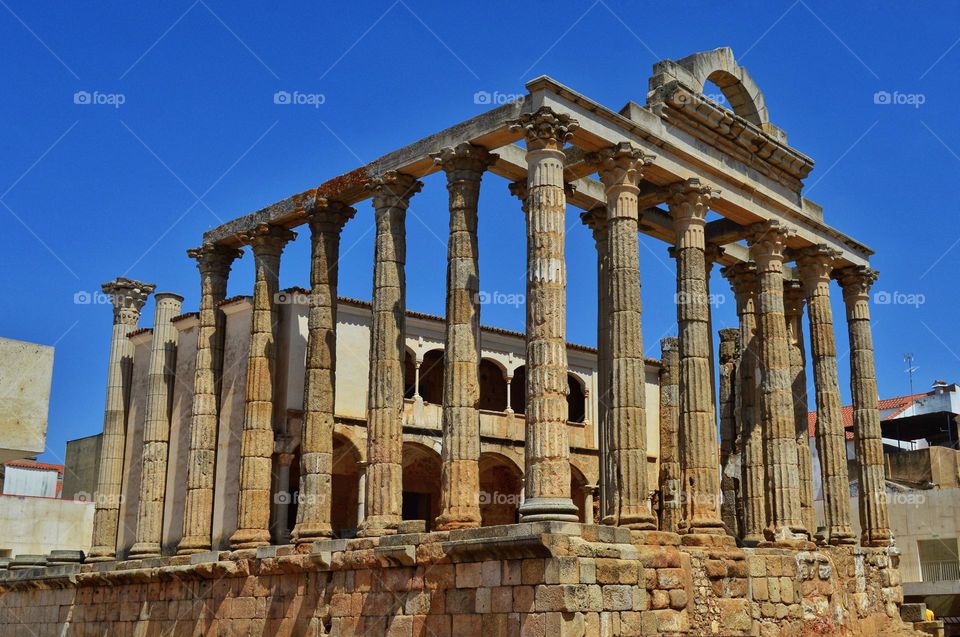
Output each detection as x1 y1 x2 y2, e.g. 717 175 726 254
918 538 960 582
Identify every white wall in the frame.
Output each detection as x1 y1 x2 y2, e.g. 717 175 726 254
0 495 94 557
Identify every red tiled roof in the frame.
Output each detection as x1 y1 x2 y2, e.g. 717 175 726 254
807 391 931 440
5 460 64 473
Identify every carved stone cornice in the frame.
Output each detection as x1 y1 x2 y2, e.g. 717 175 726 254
720 261 758 307
431 143 498 183
508 180 528 213
718 328 741 362
580 206 607 238
509 107 578 151
365 171 423 210
102 277 155 326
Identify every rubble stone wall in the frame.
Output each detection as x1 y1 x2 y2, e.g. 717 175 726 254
0 523 918 636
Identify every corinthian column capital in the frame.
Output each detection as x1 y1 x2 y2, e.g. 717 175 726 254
510 107 579 151
783 279 806 317
795 245 842 291
102 277 156 326
580 206 607 238
589 142 654 193
431 143 498 182
187 243 243 276
747 220 795 269
667 178 720 226
305 198 356 233
366 171 423 210
239 223 297 256
833 265 879 302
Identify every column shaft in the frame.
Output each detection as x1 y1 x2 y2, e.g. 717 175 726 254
749 221 806 542
835 266 892 547
784 280 816 537
594 142 655 529
718 328 740 538
88 278 154 562
669 179 724 535
797 247 855 545
358 172 422 537
177 244 240 554
658 337 681 532
230 224 295 549
511 107 579 522
129 293 183 558
291 202 355 545
722 263 765 545
433 144 495 530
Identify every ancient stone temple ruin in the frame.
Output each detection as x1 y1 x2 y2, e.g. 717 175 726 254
0 48 922 636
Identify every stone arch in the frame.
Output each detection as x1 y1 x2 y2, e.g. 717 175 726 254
402 441 442 530
331 432 362 537
510 365 527 415
478 452 523 526
419 349 445 405
652 47 769 127
479 358 508 412
570 463 589 524
567 373 586 424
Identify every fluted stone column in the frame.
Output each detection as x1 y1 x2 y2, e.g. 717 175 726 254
129 292 183 558
718 327 740 538
749 221 806 542
783 280 816 537
722 263 765 545
432 143 496 531
291 201 355 546
658 337 681 533
581 207 612 523
88 278 155 562
230 223 296 549
358 172 423 537
177 244 241 555
668 179 724 536
796 246 855 545
592 142 656 529
835 265 892 547
510 107 579 522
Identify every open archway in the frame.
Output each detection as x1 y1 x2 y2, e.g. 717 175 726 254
479 358 508 412
510 365 527 415
331 433 362 537
567 374 586 424
570 464 589 524
402 441 442 530
479 452 523 526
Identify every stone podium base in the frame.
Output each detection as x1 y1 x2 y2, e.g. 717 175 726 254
0 522 923 636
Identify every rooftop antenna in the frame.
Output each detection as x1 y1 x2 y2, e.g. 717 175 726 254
903 353 918 450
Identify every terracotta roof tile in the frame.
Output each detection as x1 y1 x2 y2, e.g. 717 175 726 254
807 391 931 440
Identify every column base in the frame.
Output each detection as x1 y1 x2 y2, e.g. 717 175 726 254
616 513 659 531
741 533 764 548
85 546 116 563
828 528 857 546
229 528 271 550
861 529 893 547
357 515 400 537
434 511 481 531
176 536 212 556
127 542 162 559
518 497 579 523
291 523 334 546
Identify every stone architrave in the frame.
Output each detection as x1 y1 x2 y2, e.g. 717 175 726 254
291 201 355 546
592 142 656 529
177 243 241 555
668 179 725 535
796 246 855 545
783 279 816 537
129 292 184 558
748 221 806 542
88 278 155 562
658 337 681 533
717 327 740 538
358 172 423 537
721 262 765 545
509 107 580 522
835 265 892 547
229 224 296 549
431 143 496 531
581 207 612 523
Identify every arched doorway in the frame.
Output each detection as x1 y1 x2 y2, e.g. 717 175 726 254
402 441 441 530
478 452 523 526
567 374 586 423
331 433 361 537
510 365 526 415
478 359 507 412
419 350 444 404
570 464 589 524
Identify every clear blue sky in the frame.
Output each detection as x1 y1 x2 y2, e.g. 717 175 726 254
1 1 957 465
